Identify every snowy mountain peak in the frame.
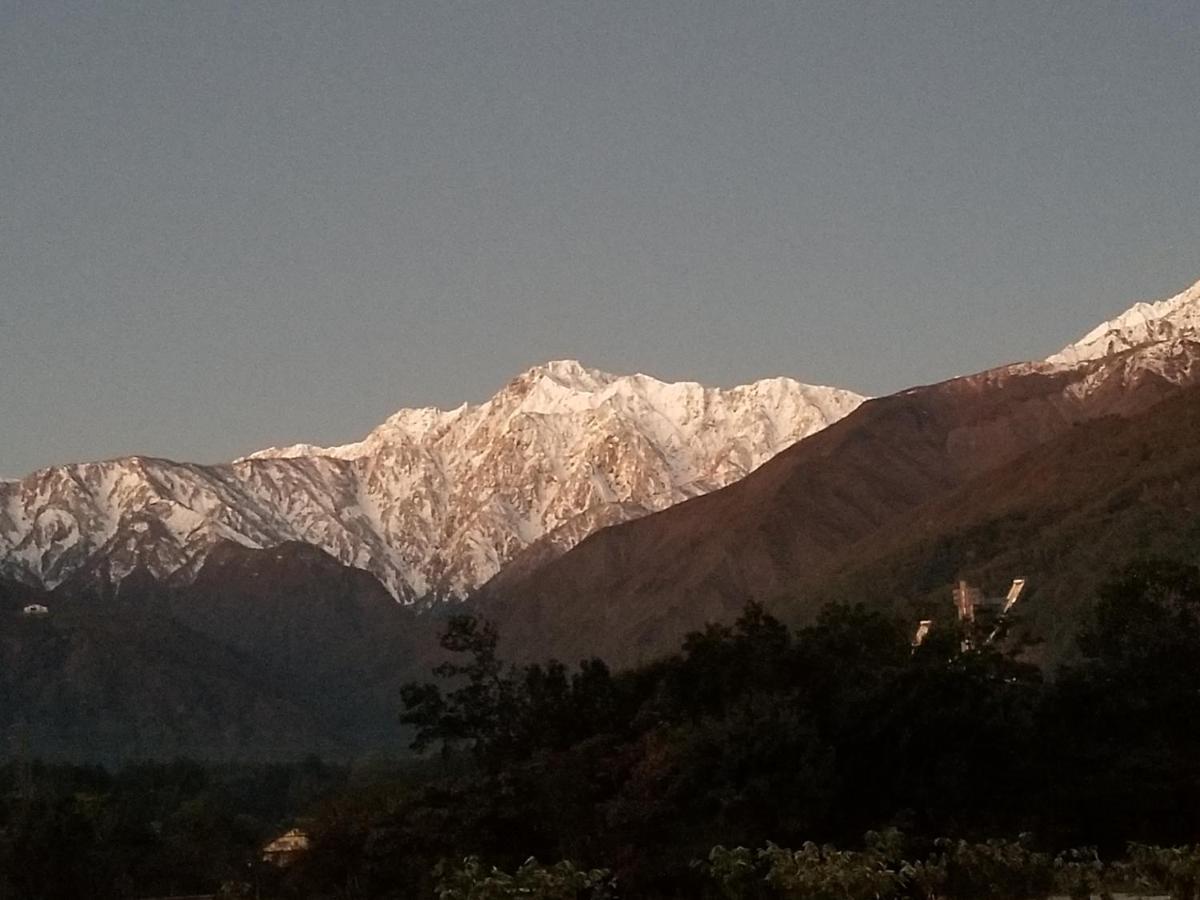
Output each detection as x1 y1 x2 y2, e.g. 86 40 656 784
1048 277 1200 366
516 359 617 390
3 362 866 600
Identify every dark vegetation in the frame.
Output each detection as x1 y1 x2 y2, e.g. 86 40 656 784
0 755 349 899
286 559 1200 898
4 559 1200 898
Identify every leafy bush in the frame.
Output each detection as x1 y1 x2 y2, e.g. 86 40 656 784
698 846 768 900
761 841 906 900
1053 847 1110 900
935 835 1054 900
434 855 617 900
698 833 1067 900
897 855 947 900
1128 843 1200 900
697 839 905 900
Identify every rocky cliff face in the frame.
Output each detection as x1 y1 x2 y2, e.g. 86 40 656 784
0 361 864 599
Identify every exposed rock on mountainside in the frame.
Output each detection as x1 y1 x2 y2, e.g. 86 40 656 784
481 279 1200 666
0 362 863 600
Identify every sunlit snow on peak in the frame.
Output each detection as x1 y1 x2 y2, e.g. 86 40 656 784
1048 277 1200 367
5 362 866 600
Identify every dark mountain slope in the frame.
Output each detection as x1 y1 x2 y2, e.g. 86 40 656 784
480 349 1200 667
0 582 346 762
0 544 438 761
168 541 442 747
806 385 1200 657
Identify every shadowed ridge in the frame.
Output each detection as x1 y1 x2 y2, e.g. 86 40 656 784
479 349 1200 668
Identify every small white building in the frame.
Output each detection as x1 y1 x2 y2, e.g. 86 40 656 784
22 604 49 617
262 828 310 867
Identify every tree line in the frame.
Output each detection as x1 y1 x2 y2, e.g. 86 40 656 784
432 834 1200 900
280 559 1200 898
4 559 1200 898
0 756 347 899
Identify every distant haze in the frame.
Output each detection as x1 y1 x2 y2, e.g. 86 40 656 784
2 1 1198 477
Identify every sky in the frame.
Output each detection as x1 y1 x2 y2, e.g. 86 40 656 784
2 1 1198 476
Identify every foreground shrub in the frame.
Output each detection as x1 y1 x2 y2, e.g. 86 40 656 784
698 833 1067 900
934 835 1053 900
434 856 617 900
1053 847 1110 900
1128 843 1200 900
697 833 908 900
762 841 905 900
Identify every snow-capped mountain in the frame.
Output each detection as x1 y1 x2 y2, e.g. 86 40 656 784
0 361 864 599
480 278 1200 667
1038 277 1200 398
1048 278 1200 367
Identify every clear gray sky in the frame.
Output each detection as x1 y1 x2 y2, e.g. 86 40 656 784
2 1 1198 476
